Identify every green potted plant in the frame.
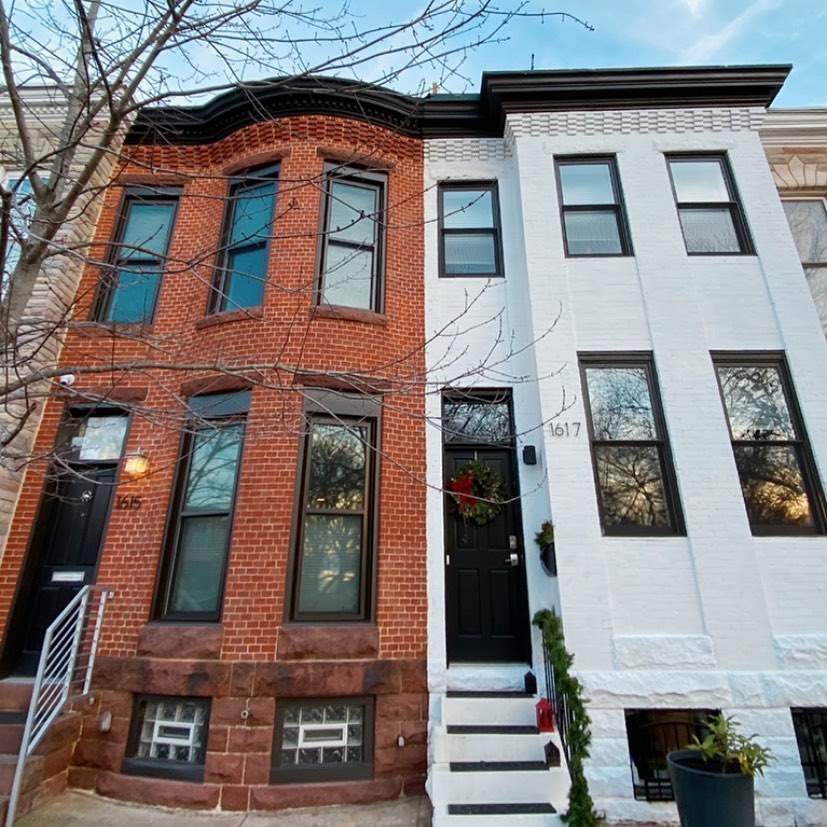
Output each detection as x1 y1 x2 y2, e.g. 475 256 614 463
667 713 773 827
535 521 556 576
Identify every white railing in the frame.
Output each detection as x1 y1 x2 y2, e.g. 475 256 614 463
5 585 111 827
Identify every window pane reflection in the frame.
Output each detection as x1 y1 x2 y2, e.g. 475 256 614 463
443 400 511 444
595 445 669 529
586 368 656 440
717 366 795 440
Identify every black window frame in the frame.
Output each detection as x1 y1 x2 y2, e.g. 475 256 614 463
94 186 180 324
287 391 380 623
270 696 375 784
554 156 633 257
316 164 386 313
153 390 250 622
122 694 211 783
666 153 753 256
625 709 717 802
208 164 278 314
438 181 504 277
713 352 826 535
580 353 685 536
791 707 827 798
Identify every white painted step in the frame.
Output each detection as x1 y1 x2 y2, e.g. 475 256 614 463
442 694 538 726
434 812 563 827
431 765 563 803
433 728 557 763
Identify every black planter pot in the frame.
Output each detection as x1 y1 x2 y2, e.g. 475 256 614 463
667 749 755 827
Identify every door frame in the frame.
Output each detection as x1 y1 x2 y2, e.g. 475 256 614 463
441 388 531 664
0 405 129 676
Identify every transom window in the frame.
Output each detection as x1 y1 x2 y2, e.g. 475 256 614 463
438 182 503 276
155 390 249 620
580 355 683 535
210 165 278 313
555 158 632 256
791 708 827 798
123 695 210 782
714 355 825 534
96 187 179 324
318 165 385 311
667 154 752 254
782 198 827 335
290 394 378 621
625 709 715 801
271 697 374 783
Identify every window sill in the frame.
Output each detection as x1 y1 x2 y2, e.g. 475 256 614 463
277 623 379 660
76 321 155 337
310 304 387 326
122 757 205 783
196 307 264 329
137 622 223 659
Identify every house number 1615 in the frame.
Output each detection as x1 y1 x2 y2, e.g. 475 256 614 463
548 421 581 437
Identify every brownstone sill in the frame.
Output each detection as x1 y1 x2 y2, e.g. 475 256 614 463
196 307 264 329
137 622 223 659
277 624 379 660
310 304 388 326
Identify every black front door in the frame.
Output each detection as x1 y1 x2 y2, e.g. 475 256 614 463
2 410 127 676
442 391 531 664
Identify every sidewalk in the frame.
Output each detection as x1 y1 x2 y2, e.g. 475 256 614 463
16 791 432 827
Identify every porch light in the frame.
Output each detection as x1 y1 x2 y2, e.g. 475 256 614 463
123 450 151 479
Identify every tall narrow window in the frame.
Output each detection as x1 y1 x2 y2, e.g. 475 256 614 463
667 155 752 254
782 199 827 334
210 166 278 313
581 355 683 535
156 391 249 620
3 175 35 296
555 158 632 256
438 182 503 276
290 395 377 621
317 166 385 311
96 188 179 324
714 355 825 534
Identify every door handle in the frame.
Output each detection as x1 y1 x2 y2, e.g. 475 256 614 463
506 552 519 567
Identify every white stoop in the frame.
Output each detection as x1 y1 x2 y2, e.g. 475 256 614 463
429 691 570 826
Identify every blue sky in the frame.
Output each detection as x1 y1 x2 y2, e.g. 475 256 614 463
358 0 827 108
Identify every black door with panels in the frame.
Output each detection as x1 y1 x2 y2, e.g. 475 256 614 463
443 392 530 663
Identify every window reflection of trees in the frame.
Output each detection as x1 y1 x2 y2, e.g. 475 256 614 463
298 421 370 615
443 400 511 444
717 364 816 529
782 200 827 335
585 367 672 530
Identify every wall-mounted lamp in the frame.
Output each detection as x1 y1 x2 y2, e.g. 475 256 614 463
123 450 151 480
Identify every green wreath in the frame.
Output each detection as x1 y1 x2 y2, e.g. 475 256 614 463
447 459 506 526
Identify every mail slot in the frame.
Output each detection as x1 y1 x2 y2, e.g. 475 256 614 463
51 571 85 584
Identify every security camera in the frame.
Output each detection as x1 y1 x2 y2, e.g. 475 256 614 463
58 374 76 386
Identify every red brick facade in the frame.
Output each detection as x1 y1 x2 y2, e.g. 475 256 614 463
0 111 427 810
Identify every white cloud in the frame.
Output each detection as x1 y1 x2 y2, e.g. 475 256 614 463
681 0 782 63
676 0 713 19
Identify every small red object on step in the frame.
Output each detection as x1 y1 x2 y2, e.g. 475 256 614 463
536 698 555 732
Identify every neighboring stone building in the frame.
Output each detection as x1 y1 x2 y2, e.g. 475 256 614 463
424 67 827 825
761 108 827 334
0 87 120 552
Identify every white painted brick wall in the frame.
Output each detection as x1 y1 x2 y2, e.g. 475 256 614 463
425 106 827 825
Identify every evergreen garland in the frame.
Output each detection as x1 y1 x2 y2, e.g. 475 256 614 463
533 609 599 827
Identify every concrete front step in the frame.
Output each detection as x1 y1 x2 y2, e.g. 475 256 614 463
443 694 538 726
0 753 45 797
0 682 33 714
435 809 563 826
431 765 567 804
435 729 556 763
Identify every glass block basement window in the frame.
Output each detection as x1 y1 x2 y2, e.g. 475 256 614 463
272 698 374 783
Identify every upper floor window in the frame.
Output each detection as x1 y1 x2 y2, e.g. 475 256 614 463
555 158 632 256
317 165 385 312
438 182 503 276
666 154 752 255
95 187 179 324
782 198 827 334
581 354 683 535
289 392 378 621
155 390 249 621
714 354 825 534
210 165 278 313
3 174 35 296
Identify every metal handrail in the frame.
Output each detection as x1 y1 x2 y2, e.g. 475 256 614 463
5 585 111 827
540 636 573 780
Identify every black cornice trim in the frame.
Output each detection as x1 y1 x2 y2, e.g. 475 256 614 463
126 65 791 146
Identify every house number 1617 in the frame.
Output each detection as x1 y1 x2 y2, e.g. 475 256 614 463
548 421 581 437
